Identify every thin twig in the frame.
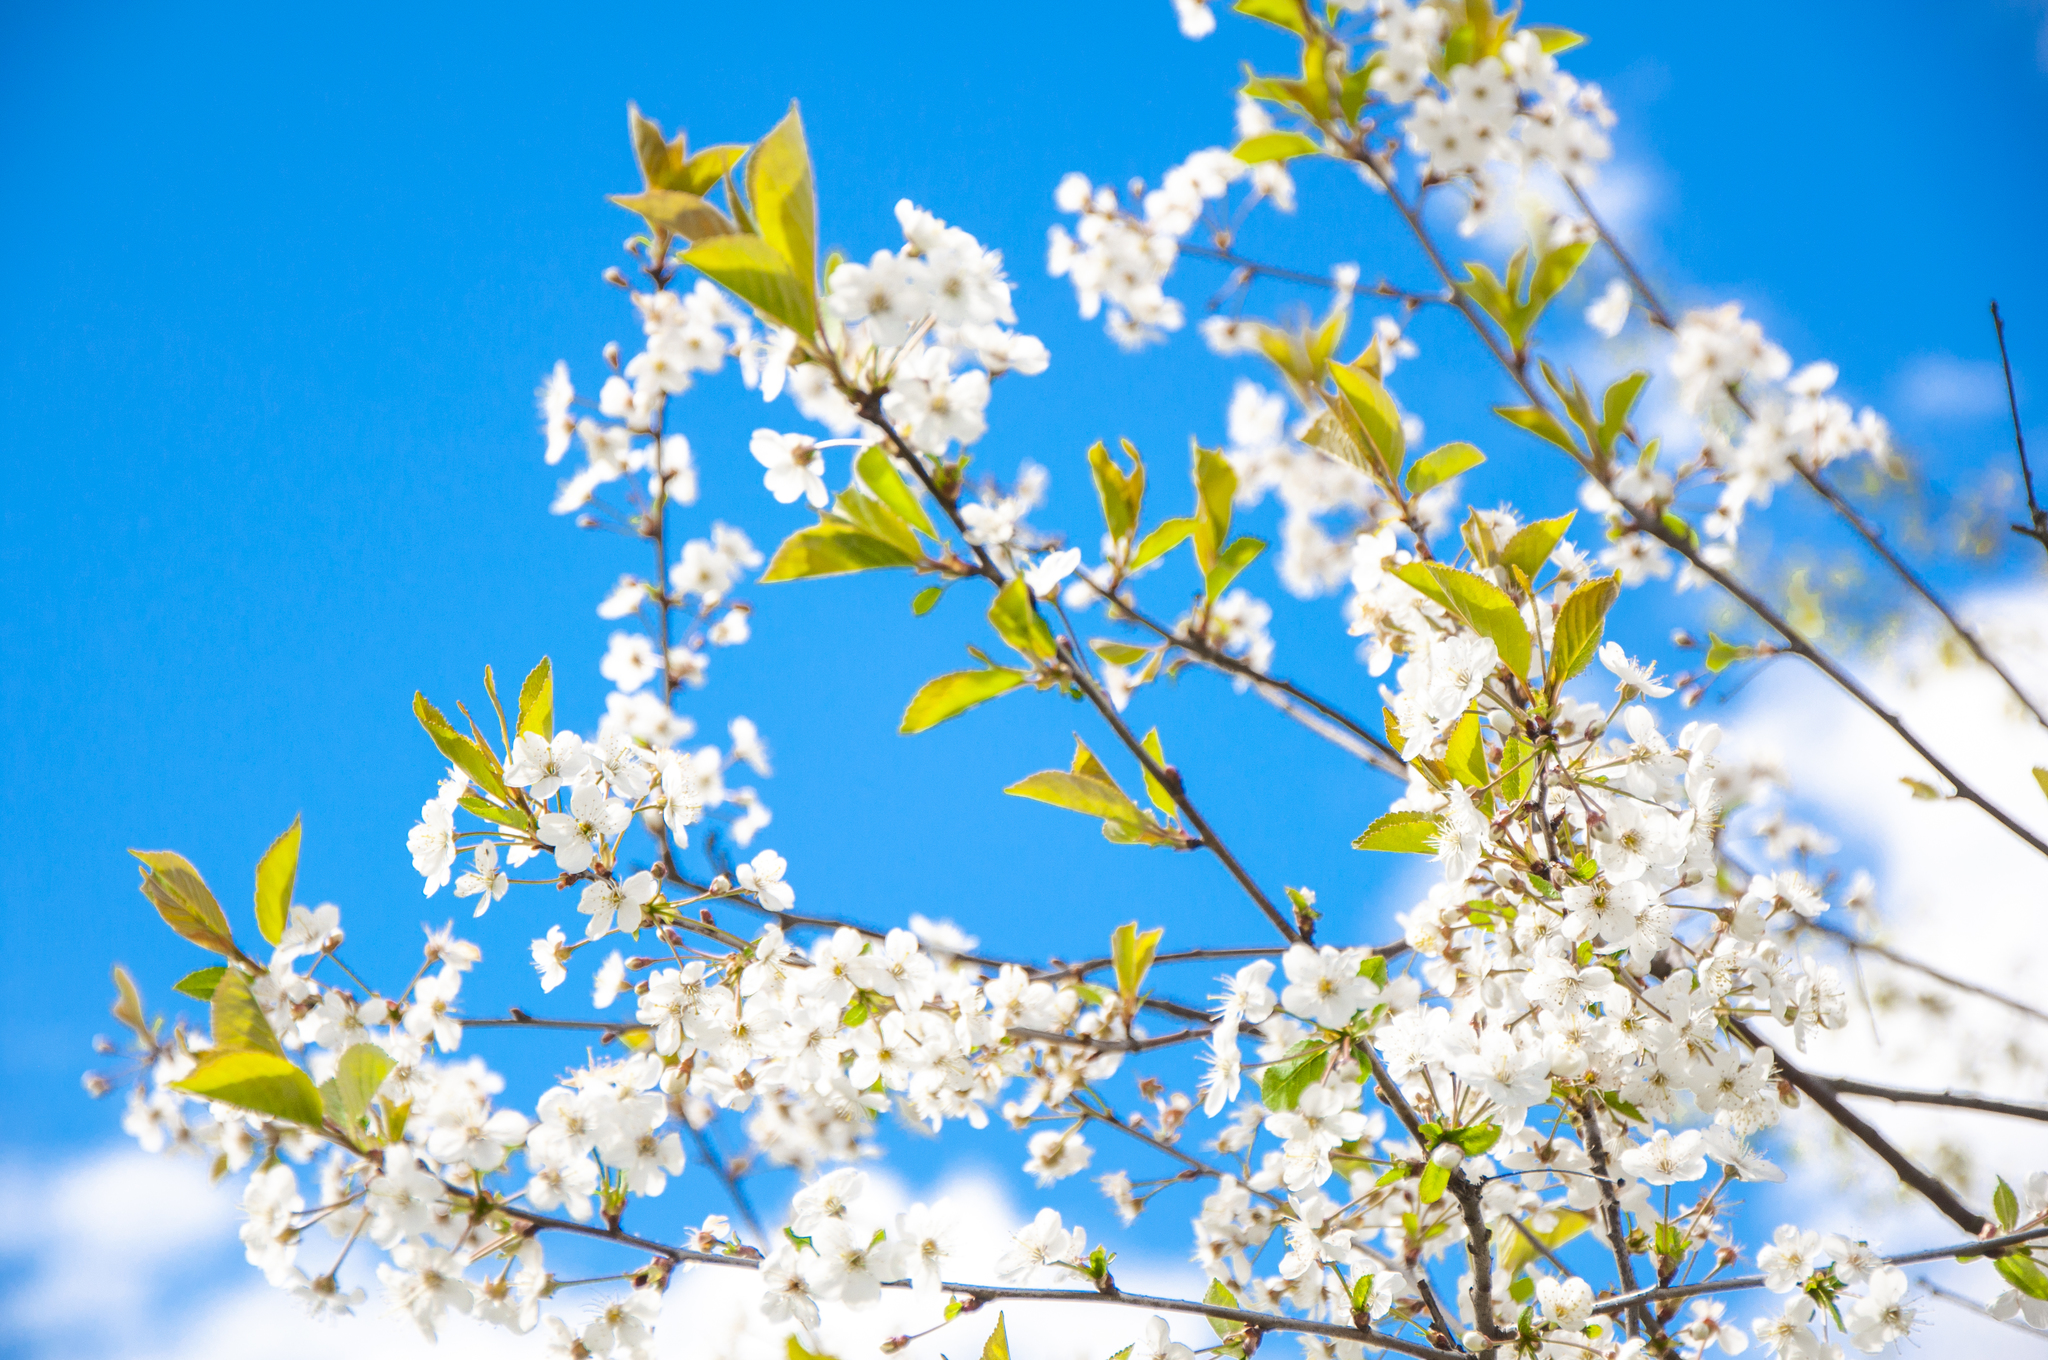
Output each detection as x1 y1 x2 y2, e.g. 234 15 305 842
1816 1077 2048 1124
1992 302 2048 558
1800 920 2048 1026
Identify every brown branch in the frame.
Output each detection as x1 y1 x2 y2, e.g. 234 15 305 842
1573 1096 1650 1342
1992 301 2048 559
1800 919 2048 1026
1727 1017 1987 1234
1815 1076 2048 1124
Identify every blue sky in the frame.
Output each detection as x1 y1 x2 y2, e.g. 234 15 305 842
3 0 2046 1351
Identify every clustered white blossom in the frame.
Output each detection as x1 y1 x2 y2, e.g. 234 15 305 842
95 8 2048 1359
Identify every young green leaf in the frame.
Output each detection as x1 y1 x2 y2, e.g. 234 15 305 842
1418 1158 1451 1204
1327 362 1405 472
1086 440 1142 543
1130 516 1195 571
1995 1177 2020 1233
1404 441 1485 495
1205 1278 1245 1338
987 578 1058 662
173 1050 325 1128
516 656 553 739
1352 811 1438 854
608 188 735 241
1704 633 1757 673
1259 1047 1328 1112
1995 1254 2048 1301
1549 574 1621 684
1110 921 1164 1002
1004 770 1141 824
682 233 817 336
131 850 238 959
110 965 148 1041
1599 371 1650 453
1138 727 1176 816
413 693 510 801
458 795 533 832
855 445 937 537
333 1043 395 1130
1499 512 1575 581
1233 131 1320 163
759 519 920 581
172 965 227 1001
1091 640 1151 667
1445 711 1488 788
1494 404 1582 455
2032 767 2048 802
253 815 301 946
1192 445 1237 572
1422 563 1533 678
980 1312 1011 1360
899 668 1028 734
747 103 818 299
911 585 944 615
1499 734 1532 805
210 966 285 1058
1205 536 1266 600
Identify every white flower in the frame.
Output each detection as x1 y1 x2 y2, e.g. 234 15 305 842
737 849 795 912
504 731 592 800
1587 279 1632 337
1844 1267 1917 1353
1133 1316 1196 1360
749 429 830 508
453 843 508 914
1616 1128 1708 1185
1024 1128 1093 1186
1025 547 1083 596
599 631 661 692
577 870 660 939
530 926 570 992
1599 641 1675 697
1170 0 1214 39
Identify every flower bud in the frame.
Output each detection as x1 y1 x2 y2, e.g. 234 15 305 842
1430 1143 1465 1170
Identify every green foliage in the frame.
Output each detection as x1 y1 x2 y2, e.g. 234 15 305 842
1131 517 1195 571
330 1043 394 1131
759 517 920 581
1087 440 1145 545
174 1050 325 1129
1500 512 1575 580
1111 921 1164 1003
1459 239 1590 350
172 966 227 1001
1260 1046 1327 1112
1005 737 1185 847
1192 444 1237 573
517 656 553 739
253 815 300 946
980 1313 1011 1360
413 692 509 801
855 446 936 537
1394 562 1532 677
1353 811 1438 854
682 234 816 336
1995 1254 2048 1301
900 668 1027 734
132 849 238 960
1550 574 1621 684
1494 403 1582 455
1205 536 1266 601
1994 1177 2019 1232
1327 361 1405 477
1233 131 1320 163
110 965 149 1041
1445 711 1488 789
747 103 819 302
1404 441 1485 495
987 577 1057 661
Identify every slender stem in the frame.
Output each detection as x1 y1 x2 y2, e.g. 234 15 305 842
1991 301 2048 557
1573 1096 1649 1341
1800 919 2048 1025
686 1123 764 1241
1727 1017 1986 1234
1918 1276 2048 1343
1009 1025 1214 1054
1591 1223 2048 1317
1812 1076 2048 1123
1056 636 1299 943
462 1196 1466 1360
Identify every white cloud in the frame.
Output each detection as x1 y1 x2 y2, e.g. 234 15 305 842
1724 585 2048 1352
1893 352 2013 420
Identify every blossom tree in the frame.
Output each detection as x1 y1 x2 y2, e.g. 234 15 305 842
91 3 2048 1358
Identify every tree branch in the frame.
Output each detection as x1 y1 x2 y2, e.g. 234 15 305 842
1992 301 2048 559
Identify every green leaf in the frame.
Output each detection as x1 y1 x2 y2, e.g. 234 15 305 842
1528 240 1590 314
1524 24 1586 53
1352 811 1438 854
1422 563 1533 678
1403 441 1485 495
987 577 1057 662
1995 1177 2020 1233
1301 408 1371 475
253 815 301 947
1091 640 1151 666
855 445 937 537
1996 1254 2048 1301
111 964 149 1040
333 1043 394 1130
173 965 227 1001
458 794 533 832
1111 921 1164 1002
174 1049 325 1128
516 656 553 739
1087 441 1142 543
1599 371 1650 453
1205 1278 1245 1337
1550 574 1621 685
1704 633 1756 673
131 850 238 959
1444 1122 1502 1155
608 188 735 241
1445 711 1487 788
1131 516 1195 571
1494 404 1582 455
2032 767 2048 802
1005 770 1141 824
1205 536 1266 600
1418 1159 1451 1204
1328 363 1405 473
1232 0 1307 32
747 103 818 303
413 693 509 801
1498 1209 1592 1277
759 519 920 581
912 585 943 616
833 484 922 559
1139 727 1175 816
981 1312 1011 1360
1260 1047 1328 1112
1233 131 1320 163
682 233 816 336
1193 445 1237 572
1499 734 1532 804
209 966 285 1058
900 668 1027 734
1500 512 1575 581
